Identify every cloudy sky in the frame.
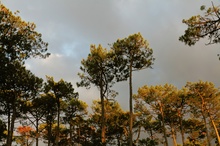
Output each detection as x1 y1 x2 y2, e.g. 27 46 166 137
2 0 220 110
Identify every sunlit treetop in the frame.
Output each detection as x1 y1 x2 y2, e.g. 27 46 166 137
112 32 154 71
135 84 178 104
89 44 109 60
78 44 115 89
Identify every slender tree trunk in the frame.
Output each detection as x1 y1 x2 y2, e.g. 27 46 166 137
159 102 168 146
178 109 185 146
55 98 60 146
207 110 220 145
100 77 106 146
180 117 185 146
150 127 154 140
135 126 141 145
8 103 16 146
161 115 167 146
7 106 11 146
70 120 73 145
36 119 39 146
202 113 211 146
101 96 106 145
171 126 177 146
200 96 211 146
7 96 17 146
129 63 133 146
48 121 52 146
210 118 220 145
47 114 52 146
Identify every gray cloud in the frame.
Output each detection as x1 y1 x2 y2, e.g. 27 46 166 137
2 0 220 111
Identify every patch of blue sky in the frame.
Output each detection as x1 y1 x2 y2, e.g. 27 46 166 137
61 43 78 58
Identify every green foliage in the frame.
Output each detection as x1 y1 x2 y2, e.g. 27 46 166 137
135 84 178 146
2 4 220 145
39 93 57 121
180 3 220 45
44 76 78 100
0 62 44 146
134 81 220 145
0 61 43 115
0 4 49 62
90 100 129 145
39 94 57 145
63 98 88 121
185 81 220 116
62 98 88 145
78 44 120 145
77 44 116 95
0 4 49 145
44 76 78 145
112 32 155 146
112 32 154 72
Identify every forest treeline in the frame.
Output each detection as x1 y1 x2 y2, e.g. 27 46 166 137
1 2 220 146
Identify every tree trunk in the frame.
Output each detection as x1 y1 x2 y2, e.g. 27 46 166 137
159 102 168 146
100 74 106 145
200 96 211 146
178 108 185 146
135 126 141 145
202 113 211 146
101 96 106 145
7 96 16 146
207 110 220 145
171 126 177 146
8 104 16 146
70 120 73 145
180 117 185 146
211 118 220 145
47 116 52 146
55 98 60 146
129 63 133 146
6 106 11 146
36 119 39 146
